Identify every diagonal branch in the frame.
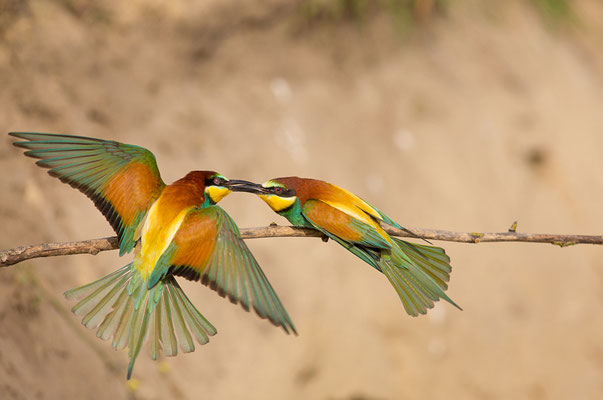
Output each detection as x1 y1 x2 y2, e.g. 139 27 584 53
1 224 602 268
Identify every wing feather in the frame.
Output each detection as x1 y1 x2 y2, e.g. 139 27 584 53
10 132 165 254
168 206 296 334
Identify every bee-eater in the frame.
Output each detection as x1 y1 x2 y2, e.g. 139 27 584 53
9 132 295 379
229 176 460 317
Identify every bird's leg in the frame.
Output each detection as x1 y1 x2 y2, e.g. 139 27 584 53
321 234 329 243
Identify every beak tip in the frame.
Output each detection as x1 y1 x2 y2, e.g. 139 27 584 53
225 179 265 194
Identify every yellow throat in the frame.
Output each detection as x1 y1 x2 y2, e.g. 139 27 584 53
205 186 231 204
258 194 296 212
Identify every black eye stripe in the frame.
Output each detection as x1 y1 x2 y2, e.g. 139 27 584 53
270 186 295 197
211 177 226 186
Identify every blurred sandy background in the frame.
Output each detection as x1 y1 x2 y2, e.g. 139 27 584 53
2 0 603 399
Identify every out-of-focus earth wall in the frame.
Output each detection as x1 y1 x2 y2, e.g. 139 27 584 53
2 1 603 398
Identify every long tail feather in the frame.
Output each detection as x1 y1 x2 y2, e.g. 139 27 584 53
166 283 195 353
380 239 462 316
97 288 129 341
65 266 216 379
127 292 152 379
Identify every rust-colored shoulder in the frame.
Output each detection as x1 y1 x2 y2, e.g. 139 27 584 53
103 162 163 226
303 200 363 242
170 212 218 271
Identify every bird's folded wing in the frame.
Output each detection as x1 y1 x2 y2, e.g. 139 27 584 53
313 181 386 222
302 199 392 250
10 132 165 255
167 206 296 334
316 181 404 229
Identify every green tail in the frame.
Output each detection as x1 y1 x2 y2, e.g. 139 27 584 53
379 238 462 317
64 264 217 379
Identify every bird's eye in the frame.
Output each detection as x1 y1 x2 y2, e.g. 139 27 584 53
274 187 283 194
213 177 223 186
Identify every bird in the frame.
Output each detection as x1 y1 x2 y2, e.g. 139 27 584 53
229 176 461 317
9 132 295 379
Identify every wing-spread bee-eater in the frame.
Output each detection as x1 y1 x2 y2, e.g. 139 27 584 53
9 132 295 378
228 176 460 317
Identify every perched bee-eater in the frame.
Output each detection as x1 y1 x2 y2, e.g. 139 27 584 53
9 132 295 379
230 177 460 317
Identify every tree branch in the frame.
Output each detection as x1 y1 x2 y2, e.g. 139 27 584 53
1 224 602 267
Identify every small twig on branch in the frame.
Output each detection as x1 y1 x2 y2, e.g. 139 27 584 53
1 225 602 268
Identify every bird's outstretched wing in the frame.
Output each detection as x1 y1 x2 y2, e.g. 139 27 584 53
10 132 165 255
150 205 296 335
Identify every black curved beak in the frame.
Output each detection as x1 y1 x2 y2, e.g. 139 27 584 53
225 179 267 194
